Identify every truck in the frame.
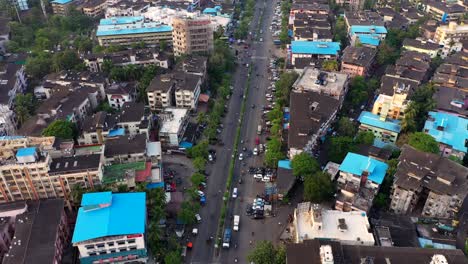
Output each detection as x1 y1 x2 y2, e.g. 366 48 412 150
222 228 232 248
257 125 262 135
233 215 240 231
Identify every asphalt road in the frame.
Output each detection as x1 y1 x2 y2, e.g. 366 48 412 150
188 1 268 263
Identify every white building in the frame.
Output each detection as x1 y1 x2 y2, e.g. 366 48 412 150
158 108 189 147
292 202 375 245
293 68 349 101
106 82 137 110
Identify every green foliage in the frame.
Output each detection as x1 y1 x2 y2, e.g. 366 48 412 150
355 131 375 145
52 50 84 72
247 241 286 264
264 137 285 168
408 132 440 154
234 0 255 39
193 157 206 172
402 83 436 132
448 155 462 164
95 101 116 114
345 76 370 109
14 93 36 125
337 117 357 137
279 0 292 45
25 52 52 79
322 60 339 71
303 172 334 202
333 17 347 47
178 201 200 225
377 42 400 65
291 152 319 179
116 184 129 193
42 120 76 139
164 251 182 264
190 173 205 186
186 140 209 159
328 136 358 163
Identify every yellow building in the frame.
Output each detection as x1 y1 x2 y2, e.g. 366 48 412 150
434 22 468 57
82 0 107 17
372 82 411 120
172 16 213 56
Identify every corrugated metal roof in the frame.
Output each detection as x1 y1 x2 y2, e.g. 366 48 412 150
358 111 401 133
339 152 388 184
291 41 340 55
424 111 468 153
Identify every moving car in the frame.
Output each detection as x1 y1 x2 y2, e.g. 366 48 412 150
232 188 238 198
238 153 244 160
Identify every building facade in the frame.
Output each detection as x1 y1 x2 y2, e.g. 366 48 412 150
172 16 214 56
434 22 468 57
340 46 377 77
357 111 401 144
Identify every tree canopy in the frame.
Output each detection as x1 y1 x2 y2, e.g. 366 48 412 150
337 117 357 137
42 120 76 139
247 241 286 264
14 93 35 125
291 152 319 179
303 172 334 203
322 60 339 71
408 132 440 154
355 131 375 145
328 136 358 163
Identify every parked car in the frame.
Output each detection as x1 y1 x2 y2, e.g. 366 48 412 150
238 153 244 160
253 148 258 155
195 214 202 222
232 188 238 198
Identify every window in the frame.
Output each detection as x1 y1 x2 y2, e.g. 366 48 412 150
96 243 105 248
128 239 136 244
108 242 114 247
129 246 137 250
110 249 116 253
85 245 94 250
99 250 107 255
89 253 97 256
117 240 125 245
119 248 127 252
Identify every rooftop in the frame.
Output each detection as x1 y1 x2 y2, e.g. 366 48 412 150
433 86 468 116
339 152 389 185
291 41 340 55
424 111 468 153
49 154 101 175
103 161 146 184
16 147 36 157
341 46 377 67
159 107 188 134
358 111 402 133
97 16 172 37
293 68 349 99
355 34 381 46
402 38 440 50
104 134 147 157
72 192 146 243
294 202 375 244
350 25 387 35
51 0 73 4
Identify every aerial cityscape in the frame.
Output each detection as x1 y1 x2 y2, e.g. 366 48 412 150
0 0 467 263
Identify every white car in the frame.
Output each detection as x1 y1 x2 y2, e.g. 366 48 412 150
197 190 205 197
253 148 258 155
239 153 244 160
232 188 238 198
195 214 202 222
262 176 271 182
254 174 263 180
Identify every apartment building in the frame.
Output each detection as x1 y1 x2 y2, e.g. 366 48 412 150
292 202 374 245
105 0 150 18
402 38 440 58
147 74 175 110
372 81 412 120
434 22 468 57
158 108 189 147
82 0 107 17
293 14 332 42
390 145 468 219
1 199 70 264
51 0 76 15
340 46 377 77
84 48 170 72
335 0 364 11
336 153 388 212
357 111 401 144
432 51 468 90
96 16 173 47
0 136 103 204
423 111 467 159
172 16 214 56
293 68 349 101
423 1 466 22
103 134 147 164
349 25 387 47
73 192 148 264
289 41 341 68
106 82 137 110
174 73 201 109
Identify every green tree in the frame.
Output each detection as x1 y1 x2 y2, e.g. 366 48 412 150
408 132 439 154
52 50 84 72
116 184 129 193
328 136 357 163
333 17 347 47
247 241 286 264
291 152 319 179
337 117 357 137
14 93 35 125
377 42 400 65
178 201 200 225
42 120 76 139
190 172 205 186
355 131 375 145
186 140 209 159
322 60 339 71
164 251 182 264
303 172 334 203
193 157 206 172
25 54 52 79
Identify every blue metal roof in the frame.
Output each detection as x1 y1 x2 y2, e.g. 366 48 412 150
108 128 125 137
16 147 36 157
179 141 193 149
97 23 172 37
356 34 381 46
203 7 218 14
81 192 112 206
0 136 25 140
147 182 164 189
339 153 388 185
278 160 292 170
423 111 468 153
350 25 387 35
291 41 340 55
100 16 145 25
51 0 72 4
358 111 401 133
72 192 146 243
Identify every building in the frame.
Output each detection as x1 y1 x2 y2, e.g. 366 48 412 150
1 199 70 264
285 239 468 264
336 153 389 212
82 0 107 17
158 108 189 147
175 55 208 84
104 134 147 164
288 91 341 157
72 192 148 264
390 145 468 219
147 74 175 110
340 46 377 77
51 0 76 15
423 111 467 159
358 111 401 144
423 1 466 22
105 0 150 18
432 51 468 90
289 1 330 23
106 82 137 110
384 51 431 86
434 22 468 57
84 48 170 72
174 73 201 109
344 10 385 28
0 136 103 204
172 16 214 56
292 14 332 42
15 0 29 10
289 41 341 68
433 86 468 117
292 202 375 245
96 16 173 47
372 81 412 120
293 68 349 101
335 0 364 11
402 38 440 58
0 55 27 136
349 25 387 47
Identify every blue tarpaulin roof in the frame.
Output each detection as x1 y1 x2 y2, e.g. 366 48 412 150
339 153 388 185
16 147 36 157
147 182 164 189
358 111 401 133
278 160 292 170
72 192 146 243
0 136 25 140
81 192 112 206
350 25 387 34
108 128 125 137
291 41 340 55
179 141 193 149
418 238 456 249
51 0 72 4
423 111 468 153
356 34 381 46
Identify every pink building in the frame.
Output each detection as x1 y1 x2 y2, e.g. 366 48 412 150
340 46 377 77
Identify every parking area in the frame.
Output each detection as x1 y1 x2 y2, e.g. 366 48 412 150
162 154 195 193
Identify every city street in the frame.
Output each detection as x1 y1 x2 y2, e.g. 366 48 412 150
188 0 279 262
